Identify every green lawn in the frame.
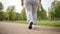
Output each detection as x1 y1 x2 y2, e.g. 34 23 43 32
19 20 60 27
1 20 60 27
37 20 60 27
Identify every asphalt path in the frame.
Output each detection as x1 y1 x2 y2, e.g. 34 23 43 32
0 22 60 34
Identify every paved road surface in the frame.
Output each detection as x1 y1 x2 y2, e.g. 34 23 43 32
0 22 60 34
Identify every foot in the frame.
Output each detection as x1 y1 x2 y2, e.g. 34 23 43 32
32 25 36 29
28 22 33 29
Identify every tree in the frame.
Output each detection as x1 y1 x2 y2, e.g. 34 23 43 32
49 0 60 20
37 4 46 20
15 13 22 20
20 7 26 20
0 2 3 11
0 2 3 21
37 4 42 20
5 6 16 20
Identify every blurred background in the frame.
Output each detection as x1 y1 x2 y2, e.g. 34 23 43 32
0 0 60 26
0 0 60 21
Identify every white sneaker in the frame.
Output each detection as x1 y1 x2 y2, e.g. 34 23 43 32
32 25 36 29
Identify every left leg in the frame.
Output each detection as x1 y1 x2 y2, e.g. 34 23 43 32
32 2 39 25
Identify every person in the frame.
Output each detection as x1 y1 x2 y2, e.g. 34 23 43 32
21 0 41 29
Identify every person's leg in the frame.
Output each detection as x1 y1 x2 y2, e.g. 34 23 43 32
25 3 33 23
25 1 33 29
32 2 39 25
32 6 37 25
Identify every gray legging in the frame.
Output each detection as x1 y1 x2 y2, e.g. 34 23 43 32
24 0 40 25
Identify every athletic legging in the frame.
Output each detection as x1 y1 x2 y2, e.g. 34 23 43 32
24 0 40 25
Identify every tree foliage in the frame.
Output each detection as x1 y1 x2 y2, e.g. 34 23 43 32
5 6 16 20
0 2 3 21
20 8 26 20
49 0 60 20
0 2 3 11
37 4 46 20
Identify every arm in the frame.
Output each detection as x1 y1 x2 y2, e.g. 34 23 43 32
38 0 41 7
39 0 41 4
21 0 24 6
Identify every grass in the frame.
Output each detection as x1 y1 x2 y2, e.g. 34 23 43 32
37 20 60 27
0 20 60 27
19 20 60 27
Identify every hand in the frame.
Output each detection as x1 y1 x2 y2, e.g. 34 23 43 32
21 2 24 6
21 0 24 6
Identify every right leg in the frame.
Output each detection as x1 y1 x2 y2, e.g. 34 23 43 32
25 1 33 29
32 3 39 28
25 2 33 23
32 0 39 25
